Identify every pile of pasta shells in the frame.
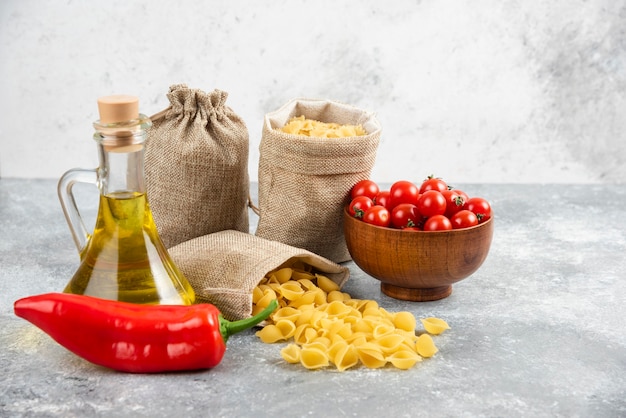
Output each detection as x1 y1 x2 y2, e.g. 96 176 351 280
278 115 367 138
253 264 449 371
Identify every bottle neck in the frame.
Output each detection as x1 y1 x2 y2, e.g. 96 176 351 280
93 114 152 197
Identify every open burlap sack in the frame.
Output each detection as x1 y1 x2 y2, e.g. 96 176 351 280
168 230 350 321
145 84 249 249
255 98 381 263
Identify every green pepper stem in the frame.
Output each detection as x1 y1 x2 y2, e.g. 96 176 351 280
220 299 278 343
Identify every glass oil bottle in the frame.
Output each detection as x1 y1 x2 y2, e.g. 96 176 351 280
57 95 195 305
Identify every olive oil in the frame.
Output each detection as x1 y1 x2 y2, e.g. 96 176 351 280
64 192 194 304
58 95 195 305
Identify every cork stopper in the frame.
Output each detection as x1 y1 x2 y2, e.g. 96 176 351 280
97 95 139 124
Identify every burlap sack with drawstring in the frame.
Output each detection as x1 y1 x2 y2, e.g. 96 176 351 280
255 98 382 264
168 230 350 321
145 84 250 249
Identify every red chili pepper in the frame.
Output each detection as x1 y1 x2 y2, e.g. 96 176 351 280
14 293 278 373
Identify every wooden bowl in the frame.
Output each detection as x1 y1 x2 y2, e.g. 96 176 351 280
343 207 494 301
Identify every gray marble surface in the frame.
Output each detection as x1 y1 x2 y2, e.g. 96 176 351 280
1 179 625 417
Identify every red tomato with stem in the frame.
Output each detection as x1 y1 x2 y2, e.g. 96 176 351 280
465 197 492 223
351 180 379 200
389 180 420 208
390 203 420 229
419 176 448 194
450 210 479 229
423 215 452 231
362 206 390 227
417 190 447 218
442 189 466 218
373 190 392 210
348 196 373 218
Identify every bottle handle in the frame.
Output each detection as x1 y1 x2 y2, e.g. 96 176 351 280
57 168 98 255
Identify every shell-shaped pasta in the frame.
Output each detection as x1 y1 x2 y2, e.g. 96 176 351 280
316 274 340 293
291 269 315 281
356 342 387 369
300 347 329 370
293 324 311 345
257 288 277 309
252 286 264 304
323 300 353 319
326 290 345 302
372 322 396 339
280 344 301 363
288 290 317 307
279 281 305 301
313 288 327 305
345 332 368 347
333 343 359 372
421 317 450 335
256 324 286 343
374 333 406 354
295 308 316 327
393 311 417 332
387 349 422 370
297 278 317 291
274 319 297 340
352 319 374 334
416 334 438 358
272 306 301 323
273 267 293 283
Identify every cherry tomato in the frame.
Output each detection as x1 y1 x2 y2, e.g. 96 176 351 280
419 176 448 194
348 196 373 218
417 190 447 218
450 210 479 229
373 190 392 210
423 215 452 231
389 180 420 208
390 203 420 229
442 189 466 218
351 179 380 200
362 206 390 227
465 197 492 223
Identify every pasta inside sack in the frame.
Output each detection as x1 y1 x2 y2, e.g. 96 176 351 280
279 115 367 138
254 263 450 371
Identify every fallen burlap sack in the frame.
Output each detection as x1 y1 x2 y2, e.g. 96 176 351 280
255 98 381 263
168 230 350 321
145 84 250 249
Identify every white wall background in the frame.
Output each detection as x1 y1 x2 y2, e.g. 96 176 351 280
1 0 624 184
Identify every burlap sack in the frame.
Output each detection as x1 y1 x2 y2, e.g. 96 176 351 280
145 84 249 249
168 230 350 321
255 98 381 263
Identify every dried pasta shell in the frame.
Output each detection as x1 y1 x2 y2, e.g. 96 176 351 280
316 274 340 293
275 319 297 340
393 311 417 332
420 317 450 335
272 306 301 323
273 267 293 283
375 333 406 355
356 342 387 369
280 344 301 364
387 349 422 370
291 269 315 281
255 324 285 343
300 347 329 370
326 290 345 302
279 281 305 301
416 334 438 358
333 343 359 372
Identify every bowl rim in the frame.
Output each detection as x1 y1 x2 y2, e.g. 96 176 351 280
343 205 493 233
